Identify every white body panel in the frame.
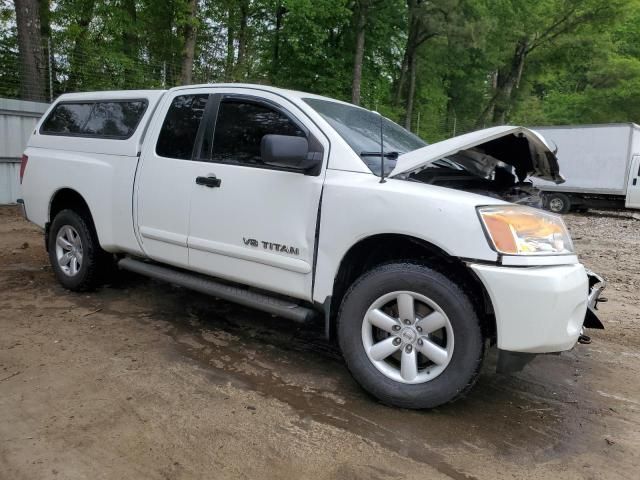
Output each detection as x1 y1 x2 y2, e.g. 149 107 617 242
134 87 208 269
471 263 588 353
20 83 595 357
185 88 325 299
21 90 166 254
23 149 144 254
312 170 502 303
532 123 640 197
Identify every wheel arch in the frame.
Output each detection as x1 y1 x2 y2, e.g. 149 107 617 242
46 188 99 251
325 233 496 343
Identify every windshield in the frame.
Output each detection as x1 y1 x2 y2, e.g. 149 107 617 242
303 98 427 176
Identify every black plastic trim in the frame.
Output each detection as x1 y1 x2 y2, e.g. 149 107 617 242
118 256 320 323
191 94 217 161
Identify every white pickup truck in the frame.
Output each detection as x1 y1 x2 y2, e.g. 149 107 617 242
19 84 605 409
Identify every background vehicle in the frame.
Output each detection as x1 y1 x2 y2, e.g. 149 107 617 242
532 123 640 213
19 84 604 409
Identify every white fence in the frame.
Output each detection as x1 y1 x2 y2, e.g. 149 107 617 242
0 98 49 204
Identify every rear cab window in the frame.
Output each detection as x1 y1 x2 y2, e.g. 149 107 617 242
40 100 148 139
155 94 210 160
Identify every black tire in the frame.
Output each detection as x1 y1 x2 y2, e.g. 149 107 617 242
337 263 484 409
546 192 571 214
48 209 112 291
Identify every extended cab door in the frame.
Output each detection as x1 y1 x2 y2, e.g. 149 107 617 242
626 155 640 209
135 89 214 268
186 89 328 300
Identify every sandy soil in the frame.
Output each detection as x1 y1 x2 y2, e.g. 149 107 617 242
1 205 638 479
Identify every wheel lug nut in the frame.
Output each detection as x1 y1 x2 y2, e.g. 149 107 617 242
416 326 422 332
393 337 402 346
405 345 412 353
417 339 423 346
393 325 401 331
403 319 411 325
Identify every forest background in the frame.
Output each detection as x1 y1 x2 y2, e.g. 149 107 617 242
4 0 639 140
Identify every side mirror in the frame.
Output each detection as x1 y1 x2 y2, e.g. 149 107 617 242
261 134 321 172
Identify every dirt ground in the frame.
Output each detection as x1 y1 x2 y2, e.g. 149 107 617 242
1 205 638 480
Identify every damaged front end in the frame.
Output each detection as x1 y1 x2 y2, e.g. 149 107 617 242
390 126 564 207
580 269 607 342
391 126 608 374
497 269 607 374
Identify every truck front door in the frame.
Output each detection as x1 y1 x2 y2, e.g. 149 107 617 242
626 155 640 209
186 90 328 300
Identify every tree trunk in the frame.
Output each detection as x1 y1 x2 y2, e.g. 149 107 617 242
38 0 50 38
395 0 448 125
477 39 529 126
39 0 52 98
180 0 198 85
395 0 420 106
121 0 138 87
492 39 528 124
234 0 249 80
351 0 368 106
404 49 417 130
14 0 47 101
67 0 95 91
225 6 235 81
271 3 285 81
395 46 410 105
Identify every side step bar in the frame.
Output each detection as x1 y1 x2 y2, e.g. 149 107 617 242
118 257 317 323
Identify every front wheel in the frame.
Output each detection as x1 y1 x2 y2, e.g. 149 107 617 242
337 263 484 409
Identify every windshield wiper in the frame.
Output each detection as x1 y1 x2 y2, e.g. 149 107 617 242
360 151 401 160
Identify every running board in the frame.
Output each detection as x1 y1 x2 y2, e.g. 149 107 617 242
118 257 317 323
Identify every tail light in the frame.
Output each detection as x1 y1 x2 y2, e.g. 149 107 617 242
19 154 28 184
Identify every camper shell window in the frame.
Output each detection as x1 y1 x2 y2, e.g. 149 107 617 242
40 100 148 139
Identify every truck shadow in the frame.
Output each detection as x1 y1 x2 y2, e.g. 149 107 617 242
101 273 609 476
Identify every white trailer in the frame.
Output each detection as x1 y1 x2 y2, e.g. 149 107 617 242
532 123 640 212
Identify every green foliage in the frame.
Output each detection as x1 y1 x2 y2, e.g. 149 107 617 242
0 0 19 98
2 0 640 133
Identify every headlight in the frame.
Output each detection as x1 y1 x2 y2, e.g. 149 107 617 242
477 206 574 255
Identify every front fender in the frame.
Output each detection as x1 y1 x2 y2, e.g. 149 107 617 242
312 170 499 304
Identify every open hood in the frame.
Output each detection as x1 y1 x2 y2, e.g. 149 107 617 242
388 126 565 184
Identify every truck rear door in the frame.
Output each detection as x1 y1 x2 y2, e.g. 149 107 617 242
186 89 328 300
135 88 214 268
626 155 640 209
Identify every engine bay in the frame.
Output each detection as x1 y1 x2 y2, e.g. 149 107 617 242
409 154 543 207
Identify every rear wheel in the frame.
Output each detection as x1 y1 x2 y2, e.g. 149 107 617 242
337 263 484 409
48 209 112 291
546 192 571 214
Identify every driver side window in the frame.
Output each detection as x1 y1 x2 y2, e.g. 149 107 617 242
211 100 305 167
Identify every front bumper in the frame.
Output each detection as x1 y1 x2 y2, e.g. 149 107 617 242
470 263 605 354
